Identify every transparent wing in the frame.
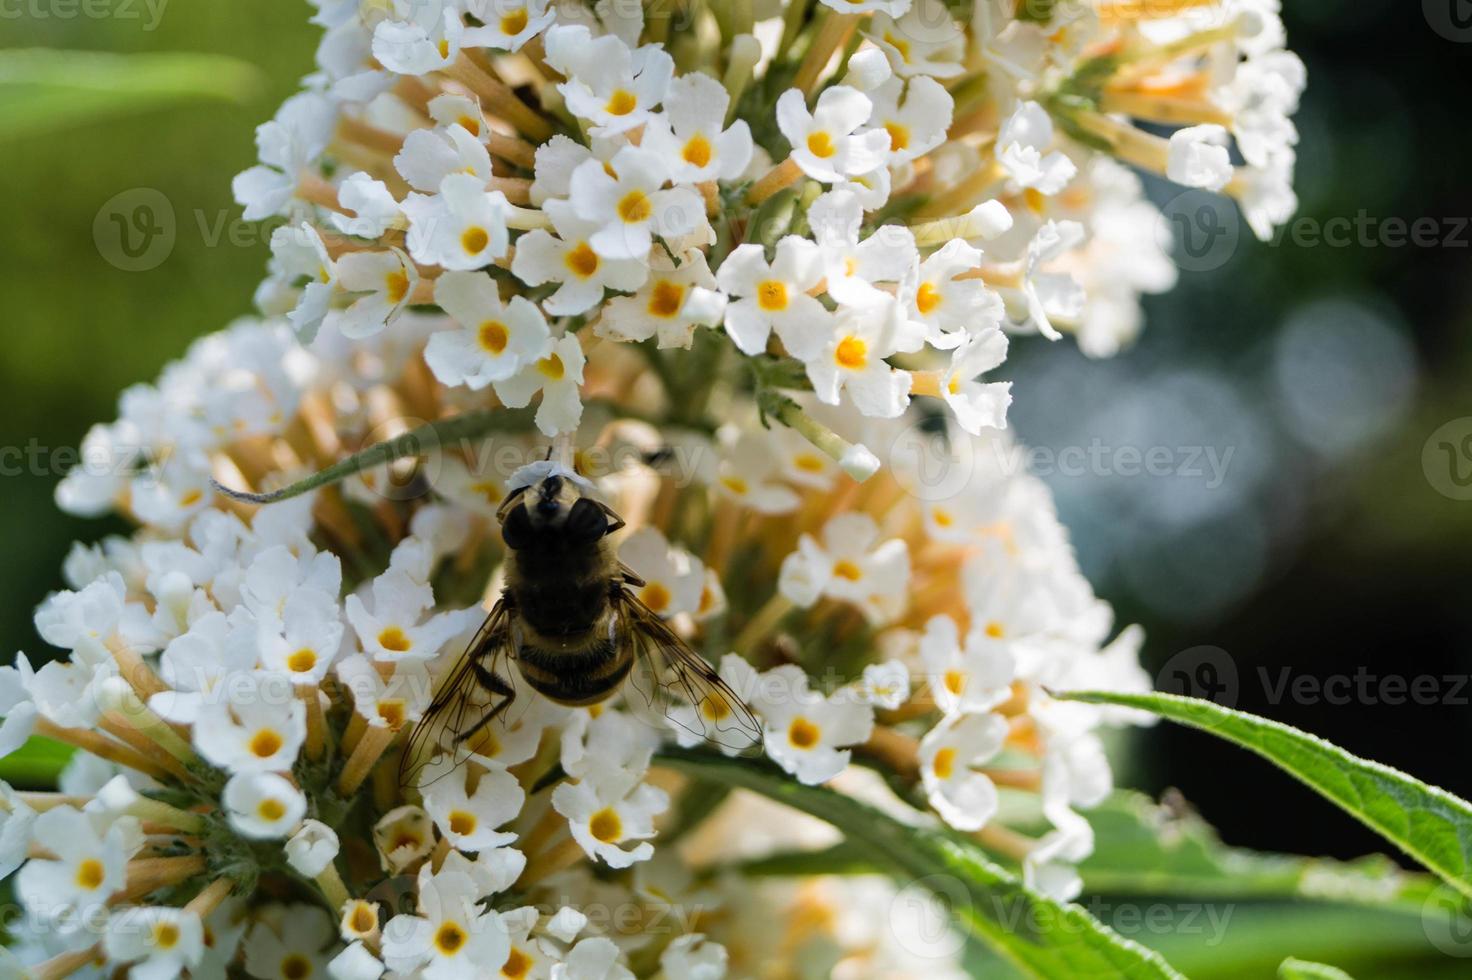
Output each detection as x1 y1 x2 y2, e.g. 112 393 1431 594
399 597 515 790
614 587 762 754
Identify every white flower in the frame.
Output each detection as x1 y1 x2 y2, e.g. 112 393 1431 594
492 334 587 437
546 25 673 136
661 933 728 980
805 300 921 419
423 765 524 852
1235 153 1298 241
940 332 1012 435
568 145 702 260
905 238 1005 348
596 249 725 349
0 657 39 760
642 72 754 183
193 671 307 773
866 0 966 78
346 567 479 663
224 771 308 840
1014 219 1087 339
1168 124 1234 191
243 905 336 980
382 863 511 980
806 189 917 307
716 238 831 359
920 614 1014 716
0 781 36 881
511 199 650 316
712 430 800 514
151 613 255 724
998 101 1077 196
668 653 761 756
755 665 874 785
232 92 336 220
779 513 911 623
330 172 403 239
374 806 436 873
553 770 669 869
866 75 953 165
618 527 704 618
331 249 418 339
335 654 433 731
396 124 493 194
852 660 911 710
403 173 511 271
553 937 633 980
372 2 463 76
285 819 340 878
17 806 135 917
777 86 890 183
256 591 346 687
425 272 553 390
919 712 1008 831
105 906 205 980
330 941 386 980
1023 803 1094 902
462 0 555 51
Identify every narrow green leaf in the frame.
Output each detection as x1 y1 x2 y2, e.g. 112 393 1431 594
0 49 265 139
0 736 75 788
1279 958 1355 980
213 407 535 505
1058 690 1472 900
657 748 1184 979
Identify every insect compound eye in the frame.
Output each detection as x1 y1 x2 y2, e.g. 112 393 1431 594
502 507 533 549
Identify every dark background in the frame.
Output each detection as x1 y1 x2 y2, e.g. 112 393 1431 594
1 0 1469 948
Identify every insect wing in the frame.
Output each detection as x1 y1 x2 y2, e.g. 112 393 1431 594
615 589 762 754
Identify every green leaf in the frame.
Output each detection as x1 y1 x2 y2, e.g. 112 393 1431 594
0 736 75 787
656 748 1184 979
1057 690 1472 900
213 407 535 505
1279 958 1355 980
0 49 265 139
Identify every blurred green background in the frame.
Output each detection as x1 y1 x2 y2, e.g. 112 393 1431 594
2 1 1470 976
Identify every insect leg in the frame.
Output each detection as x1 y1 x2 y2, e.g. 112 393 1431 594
454 662 516 746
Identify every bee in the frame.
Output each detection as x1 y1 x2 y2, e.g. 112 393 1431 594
404 462 760 782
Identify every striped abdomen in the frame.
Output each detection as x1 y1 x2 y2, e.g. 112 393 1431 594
514 628 634 707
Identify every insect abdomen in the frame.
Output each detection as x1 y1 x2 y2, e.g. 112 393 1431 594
516 633 633 707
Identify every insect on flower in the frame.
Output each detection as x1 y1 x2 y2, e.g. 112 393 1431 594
403 457 761 785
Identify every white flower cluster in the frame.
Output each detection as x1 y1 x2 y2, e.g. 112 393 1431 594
1 1 1307 977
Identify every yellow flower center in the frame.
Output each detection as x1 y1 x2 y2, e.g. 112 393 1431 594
884 122 911 152
458 114 481 134
719 475 749 496
249 729 284 758
466 727 502 758
682 134 713 168
984 621 1006 639
932 507 953 527
605 89 638 116
378 627 412 653
478 320 510 355
349 903 378 935
258 797 287 822
933 746 958 780
282 954 313 980
832 559 863 581
834 336 868 370
537 353 565 381
447 810 478 837
883 30 911 62
787 717 821 749
641 582 673 614
500 9 529 35
461 226 490 256
700 693 732 721
648 280 685 318
589 807 623 843
944 669 966 696
386 270 410 305
806 131 837 159
1024 187 1048 214
435 921 468 956
286 648 317 674
502 948 533 979
153 921 181 949
756 280 789 311
617 190 652 224
377 700 407 729
916 281 942 315
75 858 106 891
564 241 600 279
179 489 204 507
437 38 451 59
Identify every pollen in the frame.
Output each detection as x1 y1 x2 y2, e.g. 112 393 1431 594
74 858 106 891
377 699 407 729
385 269 410 305
502 948 533 978
153 921 181 949
589 807 623 843
641 582 673 613
884 122 911 152
437 38 451 59
286 648 317 673
648 280 685 318
461 226 490 256
537 353 566 380
435 922 468 955
681 134 713 168
258 797 287 822
605 89 638 117
832 559 863 581
756 280 789 311
564 241 600 279
478 320 510 355
787 717 821 749
834 336 868 370
249 729 284 758
281 954 313 980
378 627 412 653
916 281 942 315
617 190 652 224
500 9 529 35
932 507 954 527
944 669 967 696
447 810 478 837
984 621 1006 639
806 131 837 159
932 746 958 780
